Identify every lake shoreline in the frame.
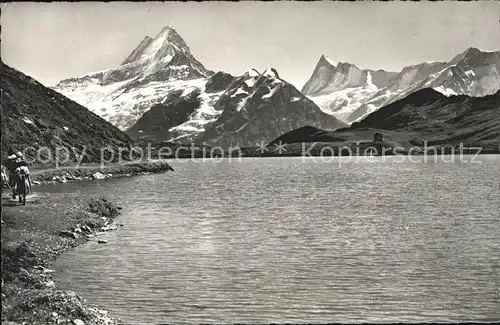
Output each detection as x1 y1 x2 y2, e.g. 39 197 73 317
1 193 128 325
30 160 174 185
0 161 174 325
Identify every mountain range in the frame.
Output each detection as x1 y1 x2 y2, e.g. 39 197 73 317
302 48 500 124
13 25 498 151
54 26 345 147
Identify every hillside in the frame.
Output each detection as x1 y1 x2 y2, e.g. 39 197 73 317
349 88 500 145
269 126 345 146
269 88 500 150
1 61 133 165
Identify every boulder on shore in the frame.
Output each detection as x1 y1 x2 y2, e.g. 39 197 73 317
92 172 106 180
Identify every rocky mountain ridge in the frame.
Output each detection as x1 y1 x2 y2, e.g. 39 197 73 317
302 48 500 124
128 67 346 147
54 26 346 147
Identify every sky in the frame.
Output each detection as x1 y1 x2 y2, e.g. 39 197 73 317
1 1 499 89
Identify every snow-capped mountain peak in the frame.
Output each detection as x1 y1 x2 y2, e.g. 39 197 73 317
317 54 336 67
449 47 484 65
303 47 500 124
262 67 280 79
302 55 393 98
54 26 213 130
121 26 190 66
121 26 190 65
322 55 338 67
244 68 261 78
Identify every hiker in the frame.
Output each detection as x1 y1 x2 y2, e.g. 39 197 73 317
6 151 32 201
14 152 32 198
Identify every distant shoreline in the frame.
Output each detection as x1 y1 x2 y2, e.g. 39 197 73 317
7 143 496 172
130 140 500 160
134 147 500 160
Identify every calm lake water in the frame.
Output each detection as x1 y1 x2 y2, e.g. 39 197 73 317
47 156 500 324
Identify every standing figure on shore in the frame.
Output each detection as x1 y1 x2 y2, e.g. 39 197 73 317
5 151 19 199
5 150 32 201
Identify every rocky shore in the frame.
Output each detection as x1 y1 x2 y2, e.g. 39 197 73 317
30 161 174 185
1 194 127 325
